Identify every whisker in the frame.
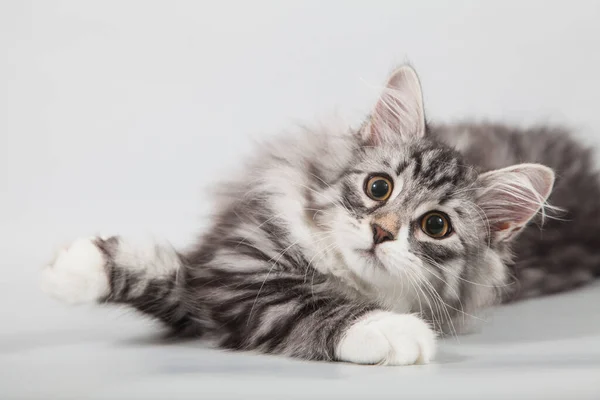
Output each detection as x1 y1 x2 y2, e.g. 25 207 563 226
415 250 513 289
246 239 302 325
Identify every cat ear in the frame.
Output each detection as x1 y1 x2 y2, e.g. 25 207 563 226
362 65 426 145
476 164 555 243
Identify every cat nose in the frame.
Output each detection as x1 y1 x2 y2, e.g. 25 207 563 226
372 223 395 245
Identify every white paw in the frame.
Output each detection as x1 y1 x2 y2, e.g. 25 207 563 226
336 311 436 366
41 238 110 304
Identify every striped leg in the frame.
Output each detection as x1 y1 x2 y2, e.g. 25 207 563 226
41 237 437 364
196 270 437 364
41 236 190 329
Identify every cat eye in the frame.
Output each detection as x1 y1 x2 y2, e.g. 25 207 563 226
365 175 393 201
420 211 452 239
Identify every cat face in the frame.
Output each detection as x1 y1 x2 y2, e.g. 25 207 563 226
326 139 482 290
311 66 555 317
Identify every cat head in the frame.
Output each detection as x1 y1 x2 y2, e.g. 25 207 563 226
311 66 555 317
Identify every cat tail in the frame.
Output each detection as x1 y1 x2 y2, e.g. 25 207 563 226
508 250 599 301
41 236 196 334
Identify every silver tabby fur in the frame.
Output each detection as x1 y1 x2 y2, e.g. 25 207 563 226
44 65 600 363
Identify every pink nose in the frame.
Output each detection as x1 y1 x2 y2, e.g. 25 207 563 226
372 223 394 245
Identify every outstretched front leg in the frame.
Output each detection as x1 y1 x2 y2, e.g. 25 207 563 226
41 237 437 365
41 236 190 329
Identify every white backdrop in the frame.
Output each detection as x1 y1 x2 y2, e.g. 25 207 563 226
1 0 600 334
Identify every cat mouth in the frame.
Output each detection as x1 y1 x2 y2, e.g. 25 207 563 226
358 248 385 266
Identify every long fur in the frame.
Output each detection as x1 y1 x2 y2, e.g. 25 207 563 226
42 66 600 364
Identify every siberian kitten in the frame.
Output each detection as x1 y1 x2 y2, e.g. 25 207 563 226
41 66 599 365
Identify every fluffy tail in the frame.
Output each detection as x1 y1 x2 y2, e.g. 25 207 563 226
506 249 599 301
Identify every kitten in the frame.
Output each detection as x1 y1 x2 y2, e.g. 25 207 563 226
41 65 597 366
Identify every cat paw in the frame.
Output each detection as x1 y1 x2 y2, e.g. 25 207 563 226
336 311 436 365
41 238 110 304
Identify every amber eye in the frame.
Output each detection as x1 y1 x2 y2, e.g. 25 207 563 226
365 175 393 201
420 211 452 239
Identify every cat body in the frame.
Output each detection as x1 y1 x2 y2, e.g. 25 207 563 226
41 66 598 365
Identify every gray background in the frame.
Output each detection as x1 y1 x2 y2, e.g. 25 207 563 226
1 1 600 399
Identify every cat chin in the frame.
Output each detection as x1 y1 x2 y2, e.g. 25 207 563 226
336 248 400 288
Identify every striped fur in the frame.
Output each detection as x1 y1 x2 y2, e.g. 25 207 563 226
432 123 600 299
43 65 596 365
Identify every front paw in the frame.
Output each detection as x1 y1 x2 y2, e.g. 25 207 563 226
336 311 436 366
40 237 110 304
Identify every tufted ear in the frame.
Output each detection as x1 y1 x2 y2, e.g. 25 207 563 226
361 65 426 145
476 163 555 243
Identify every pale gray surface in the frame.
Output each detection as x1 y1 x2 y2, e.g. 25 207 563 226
1 284 599 400
2 1 600 399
